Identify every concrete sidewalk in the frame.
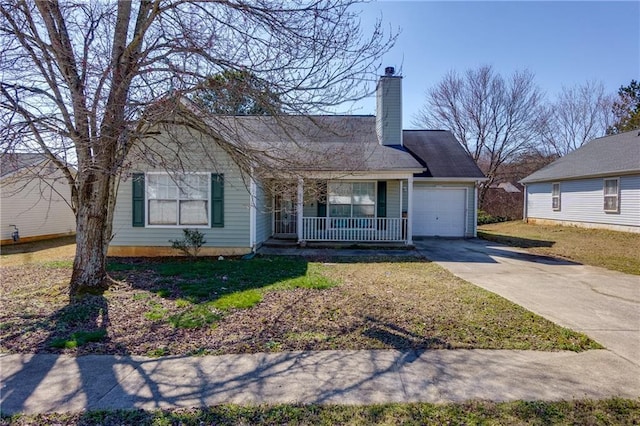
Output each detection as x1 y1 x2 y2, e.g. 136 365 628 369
2 349 639 415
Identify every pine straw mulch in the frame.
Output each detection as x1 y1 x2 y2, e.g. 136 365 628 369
0 255 600 357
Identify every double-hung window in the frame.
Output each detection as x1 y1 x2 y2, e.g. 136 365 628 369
603 178 620 213
328 182 375 228
148 173 209 226
551 183 561 211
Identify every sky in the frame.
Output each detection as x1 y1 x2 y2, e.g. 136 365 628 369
349 1 640 128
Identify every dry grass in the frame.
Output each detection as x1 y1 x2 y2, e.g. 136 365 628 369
478 221 640 275
0 244 600 356
0 236 76 267
4 398 639 426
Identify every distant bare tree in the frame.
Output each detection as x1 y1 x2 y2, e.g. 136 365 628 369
540 81 614 155
0 0 395 295
414 65 545 207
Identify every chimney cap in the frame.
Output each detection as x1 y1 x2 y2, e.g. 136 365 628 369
384 66 395 76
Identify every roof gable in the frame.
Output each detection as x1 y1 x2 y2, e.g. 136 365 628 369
520 130 640 183
403 130 485 178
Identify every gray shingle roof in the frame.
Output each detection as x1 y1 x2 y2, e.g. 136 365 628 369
403 130 486 178
0 153 48 178
208 115 424 172
520 130 640 183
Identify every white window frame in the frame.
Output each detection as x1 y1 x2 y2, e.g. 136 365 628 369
327 181 377 229
146 172 211 228
551 182 561 211
603 177 620 213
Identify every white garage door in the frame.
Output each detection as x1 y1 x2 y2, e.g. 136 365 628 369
413 188 467 237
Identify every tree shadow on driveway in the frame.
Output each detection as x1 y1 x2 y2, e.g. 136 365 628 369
415 238 580 266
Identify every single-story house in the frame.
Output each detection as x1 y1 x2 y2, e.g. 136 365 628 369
0 153 76 244
520 130 640 233
109 68 486 256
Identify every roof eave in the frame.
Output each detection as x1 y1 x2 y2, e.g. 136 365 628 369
414 176 488 182
520 168 640 184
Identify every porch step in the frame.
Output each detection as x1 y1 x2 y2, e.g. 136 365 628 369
262 238 298 248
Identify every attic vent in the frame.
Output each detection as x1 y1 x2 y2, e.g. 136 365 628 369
385 66 395 76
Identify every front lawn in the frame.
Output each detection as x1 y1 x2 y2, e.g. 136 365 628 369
3 399 639 426
0 253 600 356
478 221 640 275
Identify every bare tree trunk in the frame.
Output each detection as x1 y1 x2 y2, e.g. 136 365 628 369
478 181 490 210
69 172 113 295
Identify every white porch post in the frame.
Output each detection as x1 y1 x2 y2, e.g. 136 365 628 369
474 184 479 237
406 176 413 245
297 178 304 243
399 180 403 219
249 174 257 250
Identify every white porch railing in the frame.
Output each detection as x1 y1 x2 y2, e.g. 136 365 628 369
302 217 407 242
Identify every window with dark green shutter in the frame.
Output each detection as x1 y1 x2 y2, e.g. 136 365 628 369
317 181 327 217
377 181 387 218
317 181 327 230
211 174 224 227
377 181 387 230
132 173 145 227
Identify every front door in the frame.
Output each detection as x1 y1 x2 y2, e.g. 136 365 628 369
274 194 297 237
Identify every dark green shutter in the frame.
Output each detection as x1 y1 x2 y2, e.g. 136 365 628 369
317 182 327 230
317 182 327 217
132 173 145 227
377 181 387 217
211 174 224 227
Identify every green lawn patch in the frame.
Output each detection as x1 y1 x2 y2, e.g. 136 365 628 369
479 221 640 275
49 329 107 349
3 399 638 425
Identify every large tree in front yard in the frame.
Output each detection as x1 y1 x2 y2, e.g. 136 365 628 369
0 0 394 295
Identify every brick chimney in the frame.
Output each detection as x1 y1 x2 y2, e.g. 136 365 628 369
376 66 403 146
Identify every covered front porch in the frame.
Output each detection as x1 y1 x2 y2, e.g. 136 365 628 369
270 176 414 245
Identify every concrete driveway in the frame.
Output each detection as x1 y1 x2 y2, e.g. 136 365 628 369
414 238 640 366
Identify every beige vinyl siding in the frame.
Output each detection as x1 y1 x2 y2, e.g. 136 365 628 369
0 168 75 241
110 126 251 249
526 175 640 230
412 181 477 237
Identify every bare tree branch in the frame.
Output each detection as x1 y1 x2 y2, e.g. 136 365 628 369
0 0 395 293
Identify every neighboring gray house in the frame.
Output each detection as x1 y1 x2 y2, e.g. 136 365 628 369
109 69 485 256
520 130 640 233
0 153 76 244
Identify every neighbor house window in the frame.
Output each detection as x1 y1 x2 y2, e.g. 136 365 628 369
328 182 375 218
148 173 209 226
552 183 561 211
603 178 620 213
